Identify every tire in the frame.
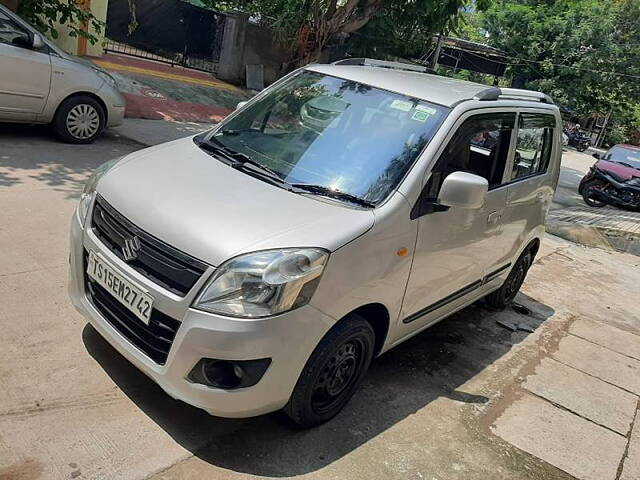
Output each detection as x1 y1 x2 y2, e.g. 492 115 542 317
577 144 588 152
485 250 533 310
52 95 105 144
582 181 608 208
284 315 375 428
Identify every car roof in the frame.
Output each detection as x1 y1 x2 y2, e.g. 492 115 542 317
306 64 488 108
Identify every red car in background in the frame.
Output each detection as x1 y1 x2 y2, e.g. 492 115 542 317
578 144 640 209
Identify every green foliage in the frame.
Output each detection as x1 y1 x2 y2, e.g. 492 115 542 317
204 0 480 63
17 0 104 44
477 0 640 120
348 0 485 58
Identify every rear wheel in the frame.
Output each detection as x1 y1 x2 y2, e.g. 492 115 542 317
52 95 105 144
485 250 532 309
284 315 375 428
582 181 608 207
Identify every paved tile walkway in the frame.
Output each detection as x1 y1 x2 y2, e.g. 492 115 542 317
547 205 640 235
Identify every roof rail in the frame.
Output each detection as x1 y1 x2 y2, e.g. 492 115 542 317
332 58 432 74
474 86 554 104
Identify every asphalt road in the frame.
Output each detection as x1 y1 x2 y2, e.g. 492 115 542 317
1 123 638 480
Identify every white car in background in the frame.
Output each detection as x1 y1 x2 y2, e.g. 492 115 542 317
0 4 124 143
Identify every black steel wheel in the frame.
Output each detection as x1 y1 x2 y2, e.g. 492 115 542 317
284 315 375 428
485 250 533 309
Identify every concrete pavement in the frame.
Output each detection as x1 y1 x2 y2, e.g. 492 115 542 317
1 121 640 480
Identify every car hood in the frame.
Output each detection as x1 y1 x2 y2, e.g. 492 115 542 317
597 160 640 180
96 137 375 266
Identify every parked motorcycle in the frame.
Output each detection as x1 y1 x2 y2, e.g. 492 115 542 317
563 128 591 152
579 160 640 210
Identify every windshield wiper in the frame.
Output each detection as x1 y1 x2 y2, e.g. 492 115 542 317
218 128 261 136
290 183 375 208
615 161 637 169
199 137 288 186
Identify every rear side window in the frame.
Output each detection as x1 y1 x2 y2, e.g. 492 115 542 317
425 112 515 198
511 113 555 181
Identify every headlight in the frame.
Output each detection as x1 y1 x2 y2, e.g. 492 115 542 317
77 156 123 225
194 248 329 318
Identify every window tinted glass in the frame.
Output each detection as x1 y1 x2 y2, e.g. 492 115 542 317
209 71 449 205
0 11 29 46
604 146 640 169
425 113 515 198
511 113 555 180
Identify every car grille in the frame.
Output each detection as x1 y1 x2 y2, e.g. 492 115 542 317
85 267 180 365
91 195 208 296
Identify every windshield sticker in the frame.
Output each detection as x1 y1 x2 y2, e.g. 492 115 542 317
411 110 430 122
390 99 413 112
415 105 438 115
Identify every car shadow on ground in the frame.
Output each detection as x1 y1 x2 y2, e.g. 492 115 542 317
0 123 142 195
83 293 554 477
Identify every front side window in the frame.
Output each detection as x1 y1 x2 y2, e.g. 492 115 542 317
206 70 449 205
0 11 30 47
424 113 515 199
511 113 555 180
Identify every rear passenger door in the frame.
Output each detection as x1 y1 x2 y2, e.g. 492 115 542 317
502 112 557 262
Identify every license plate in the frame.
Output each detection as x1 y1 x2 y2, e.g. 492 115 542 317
86 250 153 325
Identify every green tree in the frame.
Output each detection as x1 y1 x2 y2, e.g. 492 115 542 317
478 0 640 121
16 0 104 44
206 0 479 65
349 0 490 59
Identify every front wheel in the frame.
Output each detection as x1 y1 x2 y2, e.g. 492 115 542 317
284 316 375 428
577 143 589 152
582 181 608 207
52 95 105 144
485 250 532 309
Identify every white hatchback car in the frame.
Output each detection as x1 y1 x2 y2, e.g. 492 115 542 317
69 58 561 427
0 4 124 143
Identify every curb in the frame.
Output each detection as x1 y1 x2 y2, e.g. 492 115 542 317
546 221 640 256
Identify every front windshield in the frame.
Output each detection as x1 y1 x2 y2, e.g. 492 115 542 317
207 70 449 205
605 146 640 169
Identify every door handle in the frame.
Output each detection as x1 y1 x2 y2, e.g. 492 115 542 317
487 211 501 224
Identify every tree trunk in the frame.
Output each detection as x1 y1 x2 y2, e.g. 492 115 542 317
291 0 383 67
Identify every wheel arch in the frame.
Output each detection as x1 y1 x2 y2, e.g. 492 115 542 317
54 91 108 124
333 303 390 357
526 237 540 260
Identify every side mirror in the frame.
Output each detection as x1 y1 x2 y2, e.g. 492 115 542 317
438 171 488 209
32 33 45 49
236 101 248 111
592 152 601 160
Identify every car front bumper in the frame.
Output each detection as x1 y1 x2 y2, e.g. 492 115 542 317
100 83 126 127
68 205 335 417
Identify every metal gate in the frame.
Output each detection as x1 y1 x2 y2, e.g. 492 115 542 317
105 0 226 74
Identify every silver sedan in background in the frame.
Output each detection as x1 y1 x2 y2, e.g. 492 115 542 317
0 4 124 143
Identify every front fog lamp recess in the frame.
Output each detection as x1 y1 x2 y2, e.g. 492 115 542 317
188 358 272 389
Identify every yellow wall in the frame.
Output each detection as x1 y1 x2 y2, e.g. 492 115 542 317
46 0 108 57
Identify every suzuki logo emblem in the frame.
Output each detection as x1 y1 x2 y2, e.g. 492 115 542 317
122 236 141 261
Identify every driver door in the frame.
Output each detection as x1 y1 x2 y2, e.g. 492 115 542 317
398 111 516 334
0 10 51 120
